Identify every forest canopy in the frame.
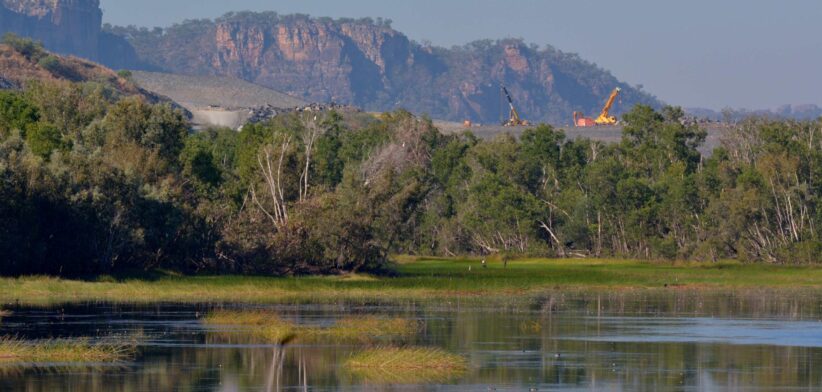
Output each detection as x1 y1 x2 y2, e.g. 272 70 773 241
0 80 820 277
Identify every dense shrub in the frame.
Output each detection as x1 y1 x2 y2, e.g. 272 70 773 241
0 82 820 277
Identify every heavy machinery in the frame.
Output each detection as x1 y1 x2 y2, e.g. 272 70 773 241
501 85 529 127
573 87 622 127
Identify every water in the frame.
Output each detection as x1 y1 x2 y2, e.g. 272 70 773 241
2 291 822 391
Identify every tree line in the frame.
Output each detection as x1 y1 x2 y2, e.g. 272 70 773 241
0 81 820 276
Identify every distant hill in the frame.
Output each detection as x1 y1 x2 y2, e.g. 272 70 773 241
0 36 164 104
0 1 661 123
688 105 822 122
107 13 660 125
131 71 306 109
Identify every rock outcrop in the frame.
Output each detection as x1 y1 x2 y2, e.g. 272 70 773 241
0 0 140 68
1 0 101 59
0 4 660 123
118 14 659 124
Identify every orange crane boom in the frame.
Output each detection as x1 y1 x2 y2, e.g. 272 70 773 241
573 87 622 127
594 87 621 125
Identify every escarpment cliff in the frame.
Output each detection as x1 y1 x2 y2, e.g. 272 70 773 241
0 0 139 68
114 13 658 124
1 0 101 59
0 4 659 123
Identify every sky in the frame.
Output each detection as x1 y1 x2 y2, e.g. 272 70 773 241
100 0 822 110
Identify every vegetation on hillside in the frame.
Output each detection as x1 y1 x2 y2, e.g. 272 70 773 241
0 48 820 276
0 34 169 104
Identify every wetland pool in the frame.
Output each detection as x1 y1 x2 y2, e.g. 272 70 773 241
1 291 822 391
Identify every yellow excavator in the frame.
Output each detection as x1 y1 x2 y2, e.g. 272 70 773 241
573 87 621 127
501 85 529 127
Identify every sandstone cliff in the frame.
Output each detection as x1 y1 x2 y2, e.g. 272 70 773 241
1 0 101 59
115 13 659 124
0 3 660 124
0 0 140 68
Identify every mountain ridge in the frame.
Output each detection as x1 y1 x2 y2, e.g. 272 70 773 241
0 2 660 123
107 12 660 124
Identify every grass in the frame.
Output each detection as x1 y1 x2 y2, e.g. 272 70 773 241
0 337 132 364
345 347 467 383
203 310 418 344
329 317 419 343
3 257 822 305
204 311 298 344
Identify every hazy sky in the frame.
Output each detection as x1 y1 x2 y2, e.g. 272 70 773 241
100 0 822 110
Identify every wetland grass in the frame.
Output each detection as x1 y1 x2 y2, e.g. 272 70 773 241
328 317 419 343
0 337 132 364
4 258 822 305
345 347 467 383
203 310 418 344
204 311 298 344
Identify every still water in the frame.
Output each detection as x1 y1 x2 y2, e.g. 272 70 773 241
2 291 822 391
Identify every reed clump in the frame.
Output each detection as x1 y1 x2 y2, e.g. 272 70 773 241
323 317 419 343
203 310 418 344
203 311 297 344
345 347 467 383
0 336 132 364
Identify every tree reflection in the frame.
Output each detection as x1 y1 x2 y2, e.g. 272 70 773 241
3 292 822 391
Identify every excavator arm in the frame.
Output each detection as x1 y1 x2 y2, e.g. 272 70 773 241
594 87 621 125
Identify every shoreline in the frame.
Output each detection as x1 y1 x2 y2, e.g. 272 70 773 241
3 258 822 306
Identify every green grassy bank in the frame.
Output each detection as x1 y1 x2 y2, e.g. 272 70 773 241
2 258 822 305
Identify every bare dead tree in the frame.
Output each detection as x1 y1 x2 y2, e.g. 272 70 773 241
252 134 292 229
299 114 324 202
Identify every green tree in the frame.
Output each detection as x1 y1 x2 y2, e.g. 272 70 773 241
104 97 189 160
1 33 45 60
0 91 39 138
25 122 64 158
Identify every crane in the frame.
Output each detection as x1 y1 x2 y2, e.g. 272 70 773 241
573 87 622 127
594 87 621 125
501 85 529 127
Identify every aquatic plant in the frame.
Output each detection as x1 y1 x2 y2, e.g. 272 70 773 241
0 336 133 364
322 316 419 343
203 310 418 344
204 311 298 344
6 258 822 306
345 347 467 383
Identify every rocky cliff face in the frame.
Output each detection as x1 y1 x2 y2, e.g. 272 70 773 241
0 5 659 123
0 0 101 59
120 14 658 124
204 16 416 106
0 0 139 68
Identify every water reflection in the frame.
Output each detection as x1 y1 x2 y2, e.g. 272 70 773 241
1 290 822 391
